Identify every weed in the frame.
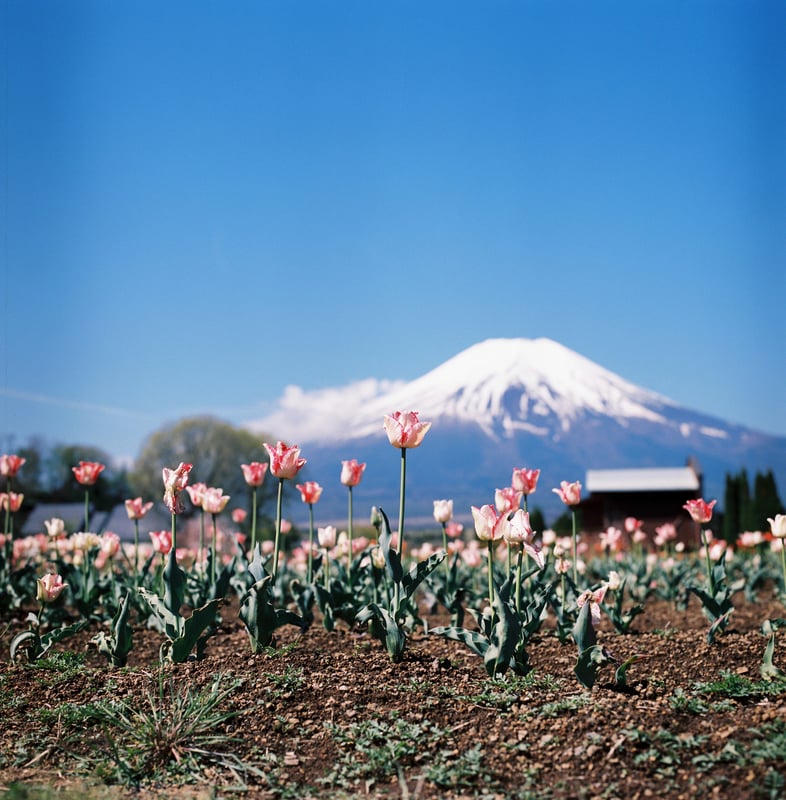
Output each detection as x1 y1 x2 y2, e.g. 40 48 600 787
693 670 786 701
29 651 86 685
532 693 592 718
94 671 258 785
263 665 305 697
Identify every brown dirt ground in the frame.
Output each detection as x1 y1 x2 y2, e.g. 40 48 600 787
1 590 785 800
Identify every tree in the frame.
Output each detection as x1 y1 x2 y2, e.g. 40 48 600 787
47 443 127 510
129 416 290 523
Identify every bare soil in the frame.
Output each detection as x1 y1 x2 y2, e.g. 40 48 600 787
1 591 785 800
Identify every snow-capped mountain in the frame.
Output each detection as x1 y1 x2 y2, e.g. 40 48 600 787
246 338 786 524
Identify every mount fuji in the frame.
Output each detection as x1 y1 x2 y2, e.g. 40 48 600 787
247 338 786 524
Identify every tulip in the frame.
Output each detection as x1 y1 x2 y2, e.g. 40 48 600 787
125 497 153 520
318 525 337 587
125 497 153 575
684 498 718 591
263 442 306 480
202 487 230 515
340 460 366 488
383 410 432 449
162 462 193 516
150 529 173 555
0 454 26 479
683 498 717 524
44 518 66 539
383 411 432 562
433 499 454 581
511 468 540 507
72 461 105 486
232 507 248 524
297 481 323 505
36 573 67 604
186 482 208 508
297 481 323 583
242 462 268 555
553 480 582 506
495 487 522 515
340 460 366 572
241 461 268 487
1 492 23 512
263 442 306 577
433 499 453 525
553 480 582 586
624 516 643 534
472 504 509 611
576 585 608 628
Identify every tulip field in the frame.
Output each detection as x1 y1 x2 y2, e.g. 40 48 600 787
1 415 785 799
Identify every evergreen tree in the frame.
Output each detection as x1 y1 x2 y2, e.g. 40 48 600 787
722 472 740 542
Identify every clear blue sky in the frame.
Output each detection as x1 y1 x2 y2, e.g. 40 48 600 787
2 0 785 464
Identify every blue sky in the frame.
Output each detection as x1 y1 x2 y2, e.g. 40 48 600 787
2 0 785 465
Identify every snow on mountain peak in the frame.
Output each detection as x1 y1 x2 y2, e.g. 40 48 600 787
246 338 674 444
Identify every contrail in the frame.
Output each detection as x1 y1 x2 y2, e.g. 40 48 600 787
0 387 157 420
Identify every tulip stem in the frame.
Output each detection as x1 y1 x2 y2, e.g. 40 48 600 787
251 487 258 555
515 546 523 614
700 526 715 594
347 486 354 573
571 509 578 586
307 503 315 584
133 519 140 577
397 448 407 558
486 540 495 613
211 513 218 587
441 522 450 583
272 478 284 578
84 489 90 534
199 510 206 569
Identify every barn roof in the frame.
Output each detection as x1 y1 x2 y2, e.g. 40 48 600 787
585 466 701 493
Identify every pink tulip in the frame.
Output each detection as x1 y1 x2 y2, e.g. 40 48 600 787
0 454 26 478
72 461 105 486
241 462 268 487
296 481 323 505
1 492 23 512
263 442 306 480
36 573 67 603
100 531 121 558
471 504 509 542
505 508 544 569
683 498 717 524
445 520 464 539
340 459 366 487
124 497 154 520
495 487 522 515
162 462 193 514
511 467 540 496
624 516 643 534
231 507 248 524
576 585 608 628
433 499 453 524
186 482 208 507
150 529 173 554
553 480 582 506
383 410 431 449
202 487 230 515
318 525 337 549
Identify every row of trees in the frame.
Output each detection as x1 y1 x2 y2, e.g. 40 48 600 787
722 468 782 541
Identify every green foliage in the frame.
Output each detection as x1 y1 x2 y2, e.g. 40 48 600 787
10 614 90 663
91 591 134 667
355 508 446 662
237 548 306 653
